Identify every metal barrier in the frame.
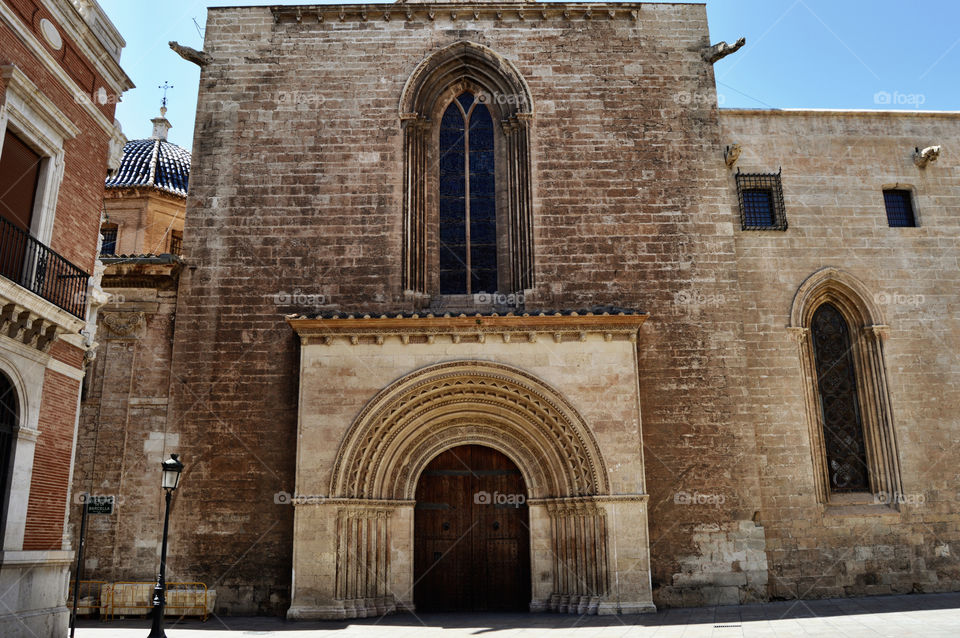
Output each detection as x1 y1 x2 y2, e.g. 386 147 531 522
104 582 209 621
165 582 209 621
67 581 108 617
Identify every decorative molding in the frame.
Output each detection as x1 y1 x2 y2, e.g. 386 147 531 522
288 312 646 346
333 506 397 617
328 361 610 500
786 326 808 343
0 276 83 352
789 267 885 329
0 2 129 136
46 357 83 381
272 4 648 26
544 497 608 614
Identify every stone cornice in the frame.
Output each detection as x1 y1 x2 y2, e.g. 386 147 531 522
104 186 188 203
292 497 413 508
269 3 646 25
101 260 182 290
0 278 84 352
287 312 648 345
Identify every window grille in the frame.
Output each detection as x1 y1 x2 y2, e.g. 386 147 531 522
883 189 916 227
100 226 117 255
736 169 787 231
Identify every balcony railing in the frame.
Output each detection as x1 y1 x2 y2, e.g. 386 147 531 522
0 216 89 319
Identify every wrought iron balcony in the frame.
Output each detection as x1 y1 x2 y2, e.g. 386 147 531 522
0 216 89 319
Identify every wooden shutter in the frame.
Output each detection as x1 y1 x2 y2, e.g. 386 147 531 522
0 130 42 231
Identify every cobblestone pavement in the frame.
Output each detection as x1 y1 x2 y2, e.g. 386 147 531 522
74 592 960 637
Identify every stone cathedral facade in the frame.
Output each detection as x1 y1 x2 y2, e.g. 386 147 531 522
73 0 960 620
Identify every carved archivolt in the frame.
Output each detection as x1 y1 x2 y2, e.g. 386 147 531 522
330 361 609 500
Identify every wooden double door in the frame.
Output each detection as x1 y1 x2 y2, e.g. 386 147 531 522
414 445 531 612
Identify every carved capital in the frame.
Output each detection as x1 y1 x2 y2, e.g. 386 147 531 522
101 311 144 338
864 324 890 340
787 326 809 343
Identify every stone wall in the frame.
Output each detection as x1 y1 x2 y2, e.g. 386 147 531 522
70 262 182 584
719 110 960 599
164 2 764 613
71 1 960 617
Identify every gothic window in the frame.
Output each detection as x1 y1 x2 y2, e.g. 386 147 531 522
811 303 869 492
0 372 18 536
400 42 534 301
790 269 904 508
438 93 497 295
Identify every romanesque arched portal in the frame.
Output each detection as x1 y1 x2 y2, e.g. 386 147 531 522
287 314 656 620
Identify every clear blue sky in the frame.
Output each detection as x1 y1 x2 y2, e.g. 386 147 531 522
99 0 960 150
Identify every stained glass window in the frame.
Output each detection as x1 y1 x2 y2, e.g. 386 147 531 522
811 303 869 492
438 93 497 295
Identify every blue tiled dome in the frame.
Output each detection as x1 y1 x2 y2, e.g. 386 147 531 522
105 137 191 198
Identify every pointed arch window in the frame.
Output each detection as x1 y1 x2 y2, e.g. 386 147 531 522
789 269 904 508
810 303 869 492
439 93 497 295
400 42 534 302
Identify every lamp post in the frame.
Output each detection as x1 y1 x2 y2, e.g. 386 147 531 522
147 454 183 638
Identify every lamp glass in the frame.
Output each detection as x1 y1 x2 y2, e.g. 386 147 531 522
161 454 183 490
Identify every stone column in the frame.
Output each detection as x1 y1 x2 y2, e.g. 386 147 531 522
288 499 409 620
530 495 655 616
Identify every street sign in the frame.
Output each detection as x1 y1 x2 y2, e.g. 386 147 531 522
85 495 114 515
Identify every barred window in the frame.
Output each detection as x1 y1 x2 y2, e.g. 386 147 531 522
100 225 118 255
736 170 787 231
883 189 916 227
169 230 183 256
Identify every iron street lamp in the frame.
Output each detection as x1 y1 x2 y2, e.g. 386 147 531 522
147 453 184 638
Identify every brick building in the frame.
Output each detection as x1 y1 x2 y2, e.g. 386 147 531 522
0 0 131 635
73 0 960 621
